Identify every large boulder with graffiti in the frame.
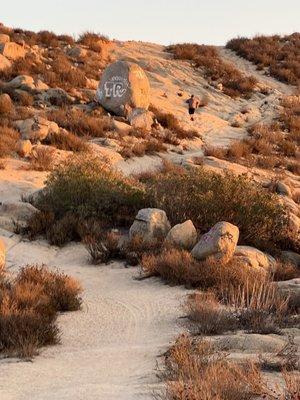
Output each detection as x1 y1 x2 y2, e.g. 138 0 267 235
96 61 150 116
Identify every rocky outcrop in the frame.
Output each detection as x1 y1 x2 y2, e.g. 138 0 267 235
192 221 239 263
0 238 5 270
96 61 150 116
15 116 59 142
0 201 38 232
129 208 171 242
165 220 197 250
38 88 74 105
0 42 26 60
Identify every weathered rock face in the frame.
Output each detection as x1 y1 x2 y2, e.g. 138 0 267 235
233 246 275 271
0 42 26 60
129 208 171 242
0 54 11 71
38 88 74 106
0 238 5 270
277 278 300 300
67 46 87 58
128 108 154 131
96 61 150 116
165 220 197 250
191 221 239 262
0 201 38 232
15 116 59 142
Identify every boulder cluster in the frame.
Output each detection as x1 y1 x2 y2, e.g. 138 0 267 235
128 207 283 272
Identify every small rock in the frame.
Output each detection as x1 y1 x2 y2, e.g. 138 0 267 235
112 119 132 134
276 181 292 197
165 220 197 250
129 208 171 242
67 46 87 58
7 75 49 91
192 221 239 263
0 201 38 232
128 108 154 131
17 139 33 157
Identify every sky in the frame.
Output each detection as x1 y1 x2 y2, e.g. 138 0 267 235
1 0 299 45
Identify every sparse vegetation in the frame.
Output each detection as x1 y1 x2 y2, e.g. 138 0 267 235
226 33 300 85
0 264 82 358
162 335 271 400
167 43 258 98
0 124 20 158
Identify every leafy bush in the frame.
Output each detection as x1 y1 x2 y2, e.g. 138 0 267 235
26 157 145 244
143 167 289 251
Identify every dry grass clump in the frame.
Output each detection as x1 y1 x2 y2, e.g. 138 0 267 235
163 334 270 400
143 167 289 251
47 108 110 138
25 156 145 245
45 130 90 152
0 264 82 358
226 33 300 85
0 124 20 157
150 105 199 140
167 43 257 98
28 147 55 171
141 249 260 291
77 31 109 52
186 292 237 335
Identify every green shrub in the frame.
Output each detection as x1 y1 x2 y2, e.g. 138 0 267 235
28 156 145 244
143 168 289 251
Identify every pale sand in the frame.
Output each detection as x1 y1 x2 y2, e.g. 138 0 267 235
1 234 188 400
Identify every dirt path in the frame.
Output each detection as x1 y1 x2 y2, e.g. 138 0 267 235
0 235 187 400
218 47 295 95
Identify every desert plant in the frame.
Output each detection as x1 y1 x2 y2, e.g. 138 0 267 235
167 43 257 98
226 34 300 85
143 167 289 251
28 147 55 171
186 291 237 335
0 264 82 358
0 125 20 157
163 334 271 400
25 156 145 244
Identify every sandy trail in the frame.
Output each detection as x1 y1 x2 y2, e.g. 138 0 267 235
0 233 187 400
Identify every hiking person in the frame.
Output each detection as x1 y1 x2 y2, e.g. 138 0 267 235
186 94 201 121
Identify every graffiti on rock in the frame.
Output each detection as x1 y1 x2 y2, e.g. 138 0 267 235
98 76 129 99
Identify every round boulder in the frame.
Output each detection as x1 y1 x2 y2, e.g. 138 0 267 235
96 61 150 116
233 246 275 271
129 208 171 242
191 221 239 263
165 220 197 250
